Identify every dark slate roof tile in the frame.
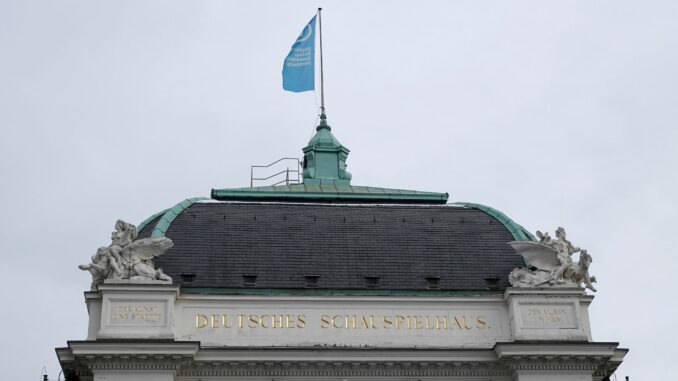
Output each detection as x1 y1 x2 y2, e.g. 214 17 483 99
145 202 523 291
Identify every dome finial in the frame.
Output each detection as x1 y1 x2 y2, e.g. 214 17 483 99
317 109 330 131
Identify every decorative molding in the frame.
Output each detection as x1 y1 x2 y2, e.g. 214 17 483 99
65 353 192 373
494 342 626 378
499 354 603 371
180 361 512 378
58 343 625 379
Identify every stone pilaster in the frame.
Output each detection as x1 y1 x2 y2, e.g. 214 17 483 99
95 283 180 340
505 288 593 342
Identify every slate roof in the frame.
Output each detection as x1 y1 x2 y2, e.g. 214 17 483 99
138 202 527 292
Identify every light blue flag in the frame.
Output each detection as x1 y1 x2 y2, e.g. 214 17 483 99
282 15 317 92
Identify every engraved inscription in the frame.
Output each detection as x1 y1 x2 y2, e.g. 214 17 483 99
520 304 578 329
112 305 161 322
193 312 491 332
108 301 166 326
180 306 507 348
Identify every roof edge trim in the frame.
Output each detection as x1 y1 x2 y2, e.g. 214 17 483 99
451 202 536 241
211 188 448 204
150 197 209 237
137 208 170 232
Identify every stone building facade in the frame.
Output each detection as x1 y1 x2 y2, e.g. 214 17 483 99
57 116 626 380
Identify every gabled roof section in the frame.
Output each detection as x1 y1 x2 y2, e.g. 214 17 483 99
211 184 449 204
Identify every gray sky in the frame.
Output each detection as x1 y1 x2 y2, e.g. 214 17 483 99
1 0 676 379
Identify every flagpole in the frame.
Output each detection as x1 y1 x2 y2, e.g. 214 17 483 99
318 7 326 119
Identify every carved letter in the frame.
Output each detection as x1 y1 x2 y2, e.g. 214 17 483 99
320 315 331 329
369 315 379 329
424 316 434 330
476 315 488 329
383 316 393 329
222 315 232 328
395 315 407 329
348 315 357 329
435 316 448 330
272 315 283 328
412 316 423 330
210 314 220 328
452 316 463 329
461 315 472 329
332 315 344 329
297 315 306 328
195 314 208 329
259 315 269 328
285 315 295 328
248 315 259 328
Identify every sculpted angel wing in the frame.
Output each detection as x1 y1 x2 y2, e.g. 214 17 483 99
123 237 174 261
508 241 559 271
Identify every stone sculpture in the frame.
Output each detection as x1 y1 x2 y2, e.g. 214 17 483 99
79 220 173 289
508 227 597 292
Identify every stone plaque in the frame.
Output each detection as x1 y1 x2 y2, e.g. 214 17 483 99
94 285 178 339
107 300 168 327
519 303 578 329
505 289 591 342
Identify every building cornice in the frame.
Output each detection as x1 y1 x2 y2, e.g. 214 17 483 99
494 341 627 377
58 340 626 379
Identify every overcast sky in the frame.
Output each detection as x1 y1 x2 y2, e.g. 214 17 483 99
1 0 676 379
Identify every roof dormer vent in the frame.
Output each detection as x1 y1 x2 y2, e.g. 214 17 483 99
243 274 258 287
180 273 196 285
304 275 320 288
484 276 501 290
364 275 380 288
425 276 440 289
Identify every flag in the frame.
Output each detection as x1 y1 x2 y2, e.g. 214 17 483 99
282 15 317 92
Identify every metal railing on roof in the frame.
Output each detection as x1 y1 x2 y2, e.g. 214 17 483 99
250 157 302 187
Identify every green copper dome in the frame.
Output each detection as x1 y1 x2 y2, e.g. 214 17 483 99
209 114 448 204
301 114 352 186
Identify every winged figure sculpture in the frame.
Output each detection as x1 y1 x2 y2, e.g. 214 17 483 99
79 220 173 289
119 236 174 281
508 227 597 292
509 241 559 271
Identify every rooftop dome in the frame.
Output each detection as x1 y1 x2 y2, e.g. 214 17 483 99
136 116 534 294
